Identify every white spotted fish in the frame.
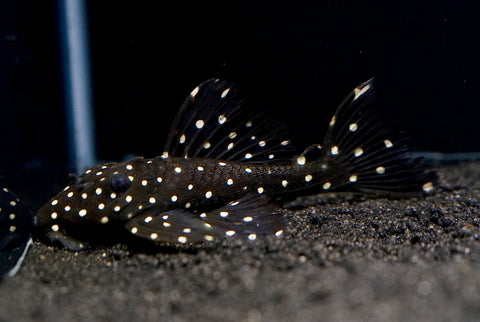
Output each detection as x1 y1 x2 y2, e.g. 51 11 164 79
33 78 436 250
0 187 33 279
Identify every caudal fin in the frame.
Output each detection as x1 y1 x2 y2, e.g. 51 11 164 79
0 187 34 279
320 79 436 197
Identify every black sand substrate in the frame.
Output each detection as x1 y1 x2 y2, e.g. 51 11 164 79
0 162 479 322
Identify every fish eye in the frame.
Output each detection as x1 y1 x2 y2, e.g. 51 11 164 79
110 174 131 193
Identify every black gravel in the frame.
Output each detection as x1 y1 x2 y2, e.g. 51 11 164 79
0 162 479 322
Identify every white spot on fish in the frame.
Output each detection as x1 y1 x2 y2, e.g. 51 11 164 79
376 166 386 174
50 212 57 220
422 182 434 193
204 235 214 241
157 177 163 183
130 227 138 234
95 188 102 195
150 233 158 240
220 211 229 217
195 119 205 129
354 83 371 100
178 236 188 243
243 216 253 222
349 123 358 132
179 134 186 144
305 175 313 182
203 142 211 149
100 216 109 224
245 153 253 159
354 147 363 157
322 182 331 190
330 116 336 127
197 166 204 172
205 191 212 199
384 139 393 148
51 199 58 206
218 115 227 124
331 146 339 155
248 233 257 241
64 205 71 212
126 195 133 203
275 230 284 237
126 164 133 170
221 88 230 98
257 187 264 194
98 203 105 210
190 86 199 97
282 180 288 187
171 195 178 202
149 197 156 204
175 167 182 173
226 230 235 237
141 180 148 186
297 156 306 165
78 209 87 217
227 178 234 185
229 132 237 139
144 216 153 223
67 192 73 198
349 175 358 183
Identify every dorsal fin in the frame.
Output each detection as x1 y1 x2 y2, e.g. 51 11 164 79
320 79 437 196
163 79 295 163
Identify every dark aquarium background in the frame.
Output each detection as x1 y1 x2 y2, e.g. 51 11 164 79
0 0 478 209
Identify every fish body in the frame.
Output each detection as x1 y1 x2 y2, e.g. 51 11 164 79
34 78 436 250
0 187 33 278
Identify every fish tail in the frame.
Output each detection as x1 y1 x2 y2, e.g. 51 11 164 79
315 79 437 196
0 187 34 279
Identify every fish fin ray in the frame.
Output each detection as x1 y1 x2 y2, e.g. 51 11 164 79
125 194 285 244
163 79 295 163
195 194 285 237
321 79 437 196
126 208 225 244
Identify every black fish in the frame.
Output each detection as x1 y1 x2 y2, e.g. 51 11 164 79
32 78 435 250
0 186 34 278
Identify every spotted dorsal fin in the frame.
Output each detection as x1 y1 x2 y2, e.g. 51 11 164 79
163 79 295 163
320 79 437 196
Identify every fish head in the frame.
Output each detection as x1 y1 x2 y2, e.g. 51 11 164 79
37 157 165 228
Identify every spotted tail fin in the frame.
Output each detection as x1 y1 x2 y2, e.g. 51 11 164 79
0 187 34 279
319 79 436 197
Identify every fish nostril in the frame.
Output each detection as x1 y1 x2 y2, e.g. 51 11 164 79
68 173 85 185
